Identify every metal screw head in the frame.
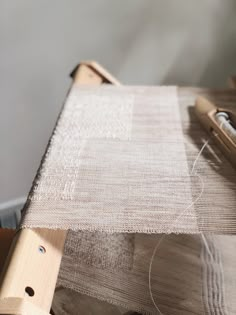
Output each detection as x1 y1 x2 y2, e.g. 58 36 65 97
38 245 46 254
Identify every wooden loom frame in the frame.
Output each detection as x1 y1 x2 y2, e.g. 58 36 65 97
1 61 235 315
0 61 120 315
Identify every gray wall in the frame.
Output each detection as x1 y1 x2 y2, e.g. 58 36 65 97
1 0 236 204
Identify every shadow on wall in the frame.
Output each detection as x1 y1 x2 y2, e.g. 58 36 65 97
160 1 236 86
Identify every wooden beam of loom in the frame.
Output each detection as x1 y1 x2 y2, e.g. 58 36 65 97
0 61 119 315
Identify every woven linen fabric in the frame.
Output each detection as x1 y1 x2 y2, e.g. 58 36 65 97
57 232 236 315
21 86 236 233
19 86 236 314
21 85 198 233
179 88 236 233
56 87 235 314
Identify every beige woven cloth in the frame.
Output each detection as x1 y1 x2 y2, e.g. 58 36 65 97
57 232 236 315
20 86 236 314
21 86 236 233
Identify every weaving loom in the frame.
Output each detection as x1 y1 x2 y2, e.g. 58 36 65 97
0 62 236 315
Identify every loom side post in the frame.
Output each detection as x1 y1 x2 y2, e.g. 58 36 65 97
0 61 118 315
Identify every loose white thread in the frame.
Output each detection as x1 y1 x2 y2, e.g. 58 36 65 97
148 139 211 314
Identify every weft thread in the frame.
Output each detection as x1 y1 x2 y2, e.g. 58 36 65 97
149 138 211 314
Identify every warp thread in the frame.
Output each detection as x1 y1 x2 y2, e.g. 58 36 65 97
148 138 211 314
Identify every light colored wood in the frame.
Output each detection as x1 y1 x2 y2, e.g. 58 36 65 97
74 61 121 86
228 76 236 89
195 95 236 168
0 229 66 312
0 297 50 315
0 61 119 315
74 64 103 86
